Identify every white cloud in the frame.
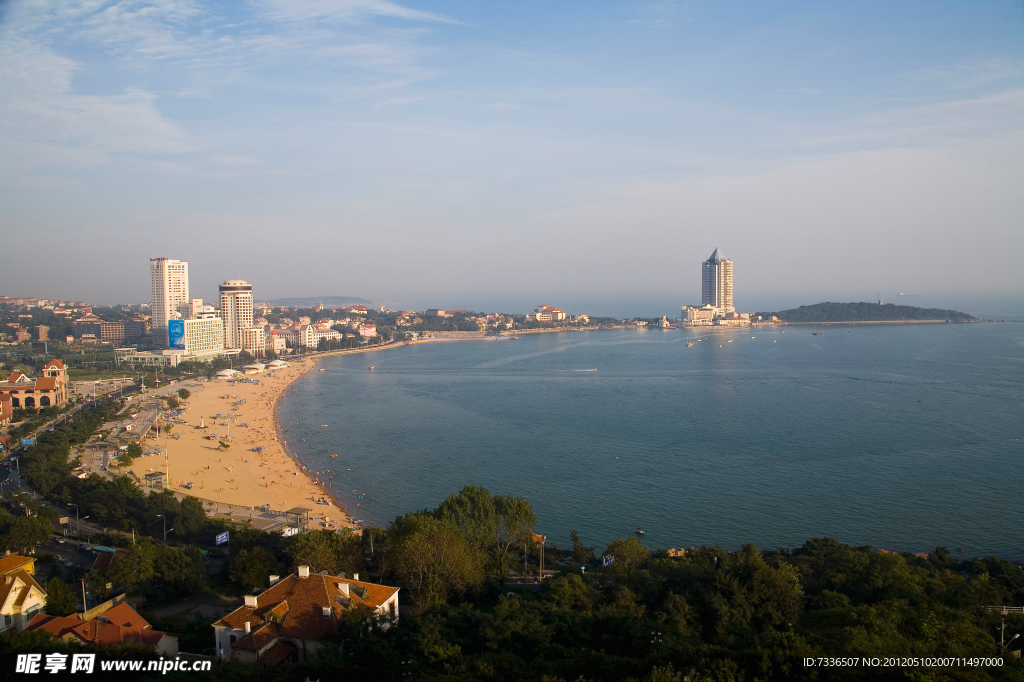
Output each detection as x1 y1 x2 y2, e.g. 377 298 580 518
0 36 196 177
209 154 263 167
252 0 458 25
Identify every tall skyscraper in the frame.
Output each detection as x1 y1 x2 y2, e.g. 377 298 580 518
150 258 189 346
219 279 253 349
701 248 734 312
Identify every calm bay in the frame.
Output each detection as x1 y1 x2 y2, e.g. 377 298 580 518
278 323 1024 558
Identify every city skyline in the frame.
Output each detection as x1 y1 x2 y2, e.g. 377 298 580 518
0 1 1021 311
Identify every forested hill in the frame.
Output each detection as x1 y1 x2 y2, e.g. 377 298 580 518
756 301 977 323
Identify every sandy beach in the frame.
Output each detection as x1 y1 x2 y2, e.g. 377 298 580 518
129 359 354 532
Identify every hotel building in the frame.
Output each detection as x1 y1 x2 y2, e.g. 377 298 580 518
184 314 226 355
150 258 190 346
220 280 253 350
701 248 734 313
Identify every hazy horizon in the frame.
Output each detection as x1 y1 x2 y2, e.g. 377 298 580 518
1 1 1022 310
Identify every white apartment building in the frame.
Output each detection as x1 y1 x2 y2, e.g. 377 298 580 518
298 325 343 348
242 325 266 357
701 248 734 313
150 258 189 346
184 315 225 355
219 280 253 350
178 298 209 320
533 304 566 322
683 305 717 326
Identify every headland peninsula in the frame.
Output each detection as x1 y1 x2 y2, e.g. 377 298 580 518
755 301 977 324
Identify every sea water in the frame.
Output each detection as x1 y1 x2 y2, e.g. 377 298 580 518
278 323 1024 557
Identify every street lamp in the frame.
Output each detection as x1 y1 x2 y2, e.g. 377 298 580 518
156 514 173 543
68 504 79 536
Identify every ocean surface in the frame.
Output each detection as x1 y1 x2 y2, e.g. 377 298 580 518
278 323 1024 558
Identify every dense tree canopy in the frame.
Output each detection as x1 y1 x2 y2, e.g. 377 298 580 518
756 302 976 323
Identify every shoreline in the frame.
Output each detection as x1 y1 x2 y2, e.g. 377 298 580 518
136 358 355 532
271 358 354 530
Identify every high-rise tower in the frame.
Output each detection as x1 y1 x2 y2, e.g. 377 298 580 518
219 280 253 349
150 258 189 346
701 248 734 312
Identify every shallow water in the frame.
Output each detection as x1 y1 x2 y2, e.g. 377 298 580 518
279 323 1024 557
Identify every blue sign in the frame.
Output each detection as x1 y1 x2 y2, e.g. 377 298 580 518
21 439 34 446
215 531 229 546
168 320 186 350
602 554 615 566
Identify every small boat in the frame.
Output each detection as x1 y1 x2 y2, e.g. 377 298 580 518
321 425 328 428
727 340 733 343
319 368 325 372
369 366 375 370
331 454 338 458
635 528 645 535
686 343 693 347
957 547 965 553
813 332 823 335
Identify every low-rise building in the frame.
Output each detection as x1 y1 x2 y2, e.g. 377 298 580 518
213 566 398 664
269 333 287 355
0 396 12 427
0 359 68 410
682 305 717 326
26 601 178 655
533 304 566 322
358 322 377 338
0 554 46 633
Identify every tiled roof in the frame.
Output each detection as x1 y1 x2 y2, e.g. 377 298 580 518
69 620 170 647
0 555 34 575
214 605 263 630
28 604 174 648
215 573 398 642
9 571 45 608
101 602 151 630
34 377 57 391
230 621 279 651
260 641 295 665
44 359 65 369
26 613 83 637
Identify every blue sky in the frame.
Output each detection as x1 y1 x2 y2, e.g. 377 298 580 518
1 1 1022 315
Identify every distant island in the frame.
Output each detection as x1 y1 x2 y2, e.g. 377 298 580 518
755 301 977 323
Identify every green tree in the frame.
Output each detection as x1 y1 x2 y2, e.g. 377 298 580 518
105 543 156 592
495 494 536 575
436 485 500 554
286 530 362 575
229 546 282 591
118 442 142 467
154 545 207 595
605 536 651 568
166 397 179 409
570 529 594 565
177 388 190 400
2 517 53 554
383 513 484 608
175 496 207 537
45 578 79 616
